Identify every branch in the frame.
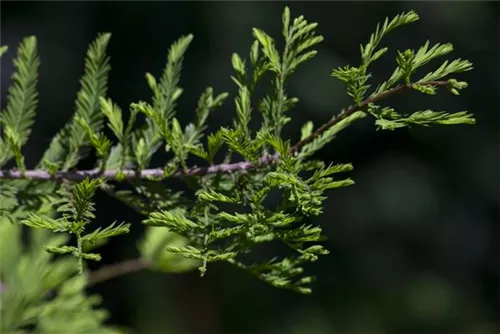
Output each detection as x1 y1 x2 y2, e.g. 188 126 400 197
0 81 448 182
86 258 151 287
0 154 278 181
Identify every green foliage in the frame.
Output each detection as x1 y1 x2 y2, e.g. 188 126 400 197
0 6 476 332
369 106 476 130
21 178 130 273
0 216 121 334
0 36 39 170
138 226 201 273
40 33 111 171
298 111 367 160
0 45 8 58
0 182 18 218
128 35 230 173
253 7 323 136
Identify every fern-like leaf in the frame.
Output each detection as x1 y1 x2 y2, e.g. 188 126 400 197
0 36 40 167
0 45 8 57
40 33 111 171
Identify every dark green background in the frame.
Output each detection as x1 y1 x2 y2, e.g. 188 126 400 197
1 1 499 333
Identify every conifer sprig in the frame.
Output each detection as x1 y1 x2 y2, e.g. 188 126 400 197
292 80 452 154
20 177 130 273
0 7 476 297
40 33 111 171
0 36 40 171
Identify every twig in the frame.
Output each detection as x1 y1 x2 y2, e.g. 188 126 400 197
290 81 446 152
87 258 151 287
0 81 448 182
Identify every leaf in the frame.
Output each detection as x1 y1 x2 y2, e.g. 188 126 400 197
252 28 281 72
195 87 229 132
412 40 454 69
231 53 246 76
21 213 69 232
361 11 419 66
207 131 224 163
299 111 367 159
45 245 78 255
164 245 203 260
99 97 124 141
57 177 106 225
138 227 200 273
0 184 19 219
40 33 111 170
80 252 102 261
144 210 200 233
216 212 253 224
300 121 314 140
196 188 240 203
418 58 473 82
0 36 40 167
82 221 131 244
234 86 252 135
76 116 112 159
375 109 475 130
153 34 194 123
0 45 8 57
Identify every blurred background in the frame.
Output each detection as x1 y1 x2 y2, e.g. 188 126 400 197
1 1 499 333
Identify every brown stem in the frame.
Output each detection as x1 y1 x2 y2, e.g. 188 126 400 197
0 154 278 181
87 258 151 287
0 80 448 183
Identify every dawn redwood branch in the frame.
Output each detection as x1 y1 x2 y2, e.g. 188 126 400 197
0 81 448 182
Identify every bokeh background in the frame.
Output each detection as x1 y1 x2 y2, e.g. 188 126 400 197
1 1 499 333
